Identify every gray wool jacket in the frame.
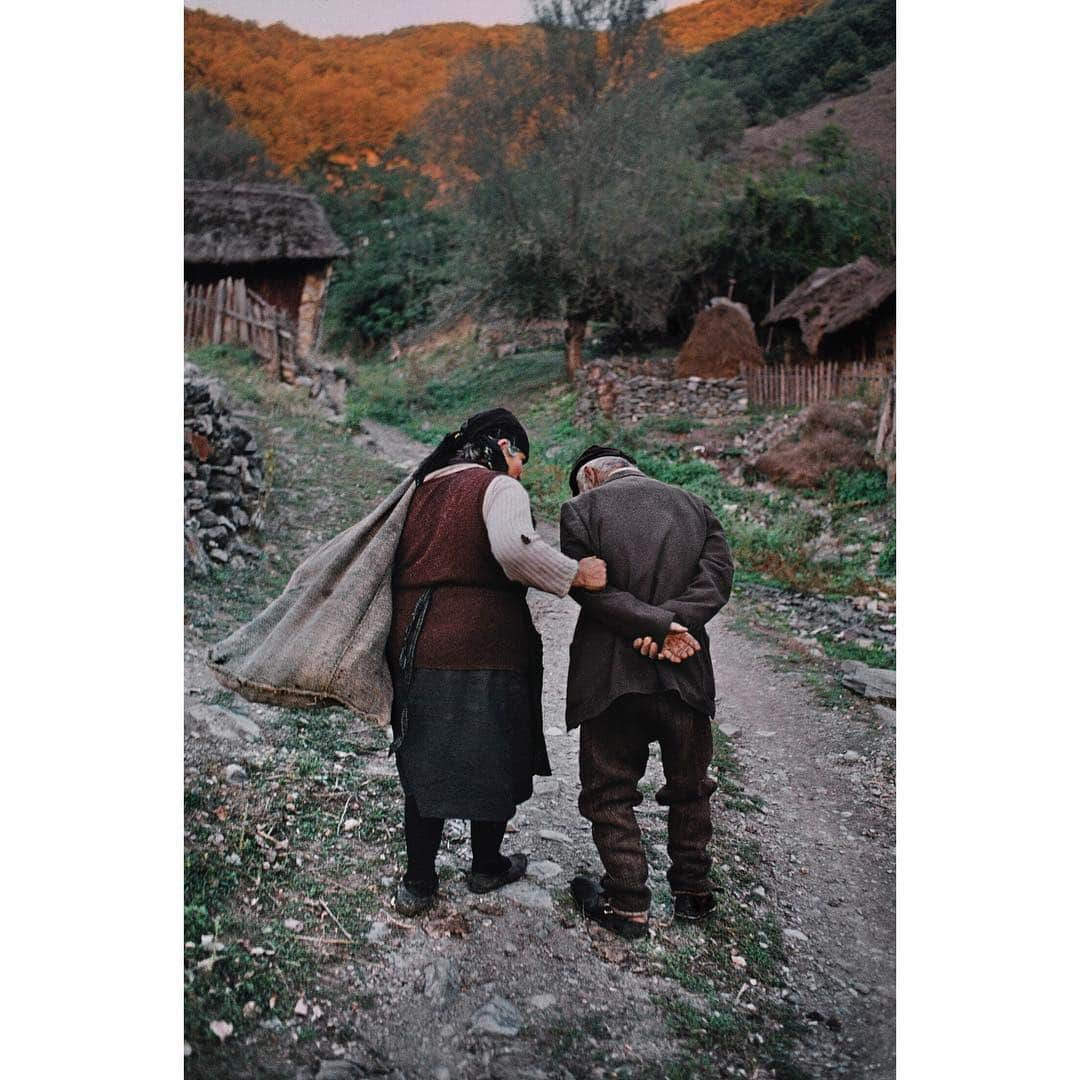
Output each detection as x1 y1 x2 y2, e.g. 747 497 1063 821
559 471 735 729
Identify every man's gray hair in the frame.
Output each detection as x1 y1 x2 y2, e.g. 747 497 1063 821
575 455 634 492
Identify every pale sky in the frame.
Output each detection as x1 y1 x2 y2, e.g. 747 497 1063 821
185 1 700 38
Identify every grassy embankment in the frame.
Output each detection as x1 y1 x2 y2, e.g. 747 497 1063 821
345 337 895 601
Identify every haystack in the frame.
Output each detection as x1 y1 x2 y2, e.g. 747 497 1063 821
675 298 764 379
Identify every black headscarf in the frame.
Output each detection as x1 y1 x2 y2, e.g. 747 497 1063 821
567 444 638 496
412 407 531 485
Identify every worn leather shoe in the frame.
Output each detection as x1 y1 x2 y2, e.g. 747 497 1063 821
466 852 528 894
570 875 649 940
394 879 437 916
673 891 717 921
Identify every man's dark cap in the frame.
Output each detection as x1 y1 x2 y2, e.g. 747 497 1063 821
567 445 638 496
413 407 530 484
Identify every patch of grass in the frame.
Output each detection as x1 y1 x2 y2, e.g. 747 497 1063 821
545 1015 611 1073
803 671 851 710
184 782 320 1052
818 636 895 670
663 997 745 1050
184 717 403 1063
713 727 763 813
831 467 890 507
346 347 566 448
632 413 700 436
188 343 262 369
877 533 896 576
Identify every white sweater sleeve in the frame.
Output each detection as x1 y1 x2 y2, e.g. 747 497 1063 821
482 475 579 597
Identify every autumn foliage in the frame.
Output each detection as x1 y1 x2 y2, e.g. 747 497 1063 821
184 0 816 174
660 0 820 51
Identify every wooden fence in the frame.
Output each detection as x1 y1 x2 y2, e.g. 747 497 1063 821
184 277 297 382
745 358 891 408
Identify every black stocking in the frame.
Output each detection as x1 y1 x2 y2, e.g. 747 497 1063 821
470 819 510 876
403 795 443 894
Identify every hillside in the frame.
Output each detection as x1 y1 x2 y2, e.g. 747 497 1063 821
739 60 895 169
661 0 820 49
183 0 818 172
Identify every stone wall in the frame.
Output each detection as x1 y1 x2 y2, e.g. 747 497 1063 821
573 355 749 427
184 363 264 575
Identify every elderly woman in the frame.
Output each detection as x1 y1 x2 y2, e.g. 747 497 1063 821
388 408 606 915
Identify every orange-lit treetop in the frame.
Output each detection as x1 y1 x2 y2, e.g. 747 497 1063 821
184 0 817 173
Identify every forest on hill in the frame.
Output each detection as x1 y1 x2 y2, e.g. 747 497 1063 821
186 0 894 355
183 0 819 171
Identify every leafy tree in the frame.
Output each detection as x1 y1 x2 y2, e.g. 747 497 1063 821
420 1 742 376
805 123 852 172
691 0 895 124
681 129 894 331
298 144 457 350
184 88 278 181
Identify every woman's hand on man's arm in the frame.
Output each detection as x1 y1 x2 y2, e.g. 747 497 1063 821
572 556 607 591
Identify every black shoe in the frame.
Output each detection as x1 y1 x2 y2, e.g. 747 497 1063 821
570 875 649 940
466 852 528 894
673 891 717 921
394 879 437 917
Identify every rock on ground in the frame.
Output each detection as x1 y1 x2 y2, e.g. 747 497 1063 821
470 995 523 1037
840 660 897 704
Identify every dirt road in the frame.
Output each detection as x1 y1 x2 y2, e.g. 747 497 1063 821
355 421 897 1076
185 414 895 1079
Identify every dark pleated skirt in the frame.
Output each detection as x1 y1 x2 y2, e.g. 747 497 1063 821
395 667 534 821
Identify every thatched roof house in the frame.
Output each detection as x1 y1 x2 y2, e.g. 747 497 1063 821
185 181 347 357
763 256 895 364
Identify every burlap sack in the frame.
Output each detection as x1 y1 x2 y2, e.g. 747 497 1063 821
207 477 416 724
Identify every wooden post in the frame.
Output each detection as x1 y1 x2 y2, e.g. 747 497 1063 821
211 280 222 344
764 276 776 353
236 279 247 345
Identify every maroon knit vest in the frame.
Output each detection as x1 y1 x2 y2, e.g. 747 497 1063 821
388 468 532 673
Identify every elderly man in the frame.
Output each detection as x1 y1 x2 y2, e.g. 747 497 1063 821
560 445 735 939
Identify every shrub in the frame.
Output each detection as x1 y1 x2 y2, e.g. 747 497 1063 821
756 431 868 489
832 468 889 506
754 403 878 488
800 402 875 441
